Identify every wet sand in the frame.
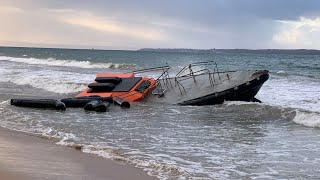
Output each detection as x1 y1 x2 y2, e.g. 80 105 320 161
0 127 157 180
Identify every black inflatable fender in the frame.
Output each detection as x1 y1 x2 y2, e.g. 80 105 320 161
11 99 66 110
84 100 110 112
61 97 113 107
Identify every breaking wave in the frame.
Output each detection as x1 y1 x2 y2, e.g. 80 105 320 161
0 56 136 69
3 76 87 94
223 100 320 129
292 110 320 128
0 69 93 94
273 70 289 77
57 141 190 179
256 75 320 112
223 101 261 106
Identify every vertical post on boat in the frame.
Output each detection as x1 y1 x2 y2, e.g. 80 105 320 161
214 62 221 81
189 64 197 84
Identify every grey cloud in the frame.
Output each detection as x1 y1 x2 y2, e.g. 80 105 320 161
58 0 320 24
1 0 320 49
5 0 320 28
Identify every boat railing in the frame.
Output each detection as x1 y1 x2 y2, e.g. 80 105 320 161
125 65 172 98
124 61 226 97
173 61 222 95
127 65 172 85
128 65 170 75
152 66 173 96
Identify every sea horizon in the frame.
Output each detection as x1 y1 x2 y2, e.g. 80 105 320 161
1 45 320 52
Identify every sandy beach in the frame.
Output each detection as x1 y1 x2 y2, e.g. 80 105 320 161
0 127 157 180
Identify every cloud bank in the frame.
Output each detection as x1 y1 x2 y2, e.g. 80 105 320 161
0 0 319 49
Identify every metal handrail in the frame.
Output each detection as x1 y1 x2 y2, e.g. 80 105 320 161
175 61 217 77
121 61 223 98
173 61 220 95
120 65 172 100
128 65 170 74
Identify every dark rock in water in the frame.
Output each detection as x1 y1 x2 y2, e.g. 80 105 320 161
84 100 110 112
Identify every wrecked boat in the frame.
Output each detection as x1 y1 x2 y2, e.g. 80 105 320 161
11 61 269 111
148 61 269 105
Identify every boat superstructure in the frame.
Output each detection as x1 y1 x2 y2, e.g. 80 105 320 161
148 61 269 105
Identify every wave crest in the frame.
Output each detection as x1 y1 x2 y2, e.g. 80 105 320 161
0 56 137 69
292 110 320 127
223 101 261 106
0 74 89 94
49 141 190 179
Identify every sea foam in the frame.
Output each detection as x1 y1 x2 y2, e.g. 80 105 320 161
256 75 320 112
81 145 189 179
54 140 190 179
0 69 93 94
0 56 136 69
293 110 320 128
0 55 138 94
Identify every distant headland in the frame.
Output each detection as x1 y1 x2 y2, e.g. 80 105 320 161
139 48 217 53
138 48 320 55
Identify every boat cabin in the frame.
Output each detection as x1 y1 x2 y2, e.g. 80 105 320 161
76 73 156 102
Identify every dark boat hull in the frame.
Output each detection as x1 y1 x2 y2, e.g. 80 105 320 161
178 73 269 105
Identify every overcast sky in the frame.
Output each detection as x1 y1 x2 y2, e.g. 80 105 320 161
0 0 320 50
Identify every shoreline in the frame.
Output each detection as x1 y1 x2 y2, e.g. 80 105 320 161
0 126 157 180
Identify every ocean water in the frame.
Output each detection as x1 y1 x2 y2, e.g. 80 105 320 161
0 47 320 179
